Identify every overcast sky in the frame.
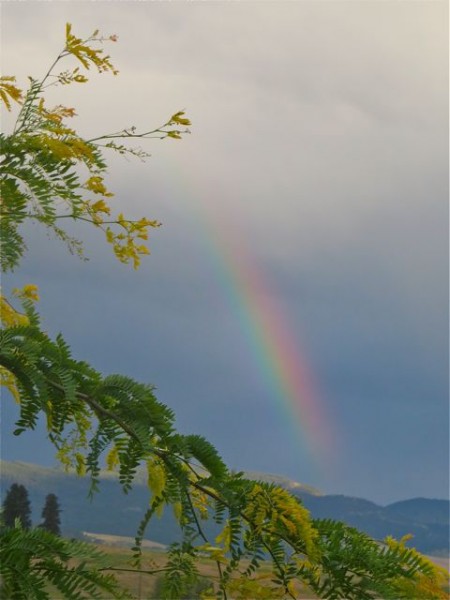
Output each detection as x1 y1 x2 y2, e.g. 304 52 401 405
1 1 448 504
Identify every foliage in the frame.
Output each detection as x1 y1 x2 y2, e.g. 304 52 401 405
1 24 448 600
40 493 61 536
153 572 214 600
0 24 190 271
310 520 449 600
2 483 32 530
0 521 131 599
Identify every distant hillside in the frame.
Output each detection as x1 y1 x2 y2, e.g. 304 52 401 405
0 460 179 542
243 470 322 496
294 492 449 556
1 461 448 555
385 498 450 525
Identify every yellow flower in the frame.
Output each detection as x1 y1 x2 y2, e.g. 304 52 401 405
91 199 111 214
13 284 40 302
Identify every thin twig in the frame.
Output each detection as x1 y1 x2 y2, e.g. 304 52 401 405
98 566 169 575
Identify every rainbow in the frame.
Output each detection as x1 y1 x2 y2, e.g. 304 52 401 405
162 157 337 472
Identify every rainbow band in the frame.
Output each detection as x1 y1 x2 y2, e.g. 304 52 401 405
164 158 336 472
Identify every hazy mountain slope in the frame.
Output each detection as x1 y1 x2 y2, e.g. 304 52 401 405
1 461 448 555
243 471 322 496
1 460 178 542
385 498 450 525
294 493 449 555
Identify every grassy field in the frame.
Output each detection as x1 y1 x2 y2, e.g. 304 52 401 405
83 543 318 599
58 538 449 599
92 544 167 599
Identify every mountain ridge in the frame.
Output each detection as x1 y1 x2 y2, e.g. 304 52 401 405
1 460 448 556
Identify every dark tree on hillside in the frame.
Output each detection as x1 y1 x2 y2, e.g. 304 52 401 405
2 483 32 529
40 493 61 536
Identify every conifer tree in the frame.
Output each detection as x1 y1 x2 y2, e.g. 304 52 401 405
40 493 61 536
2 483 32 530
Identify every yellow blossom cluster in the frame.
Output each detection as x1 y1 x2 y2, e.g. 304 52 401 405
105 216 160 269
0 285 40 404
243 483 319 559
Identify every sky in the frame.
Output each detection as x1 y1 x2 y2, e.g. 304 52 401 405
1 1 448 505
